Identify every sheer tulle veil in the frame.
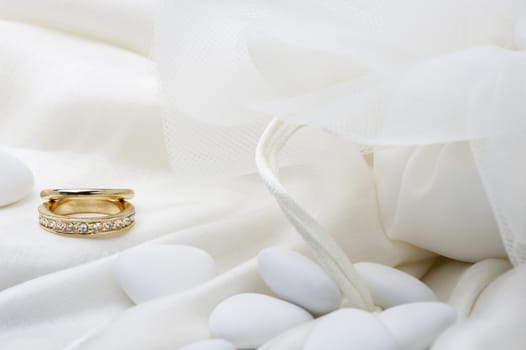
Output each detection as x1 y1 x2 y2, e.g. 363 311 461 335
154 0 526 264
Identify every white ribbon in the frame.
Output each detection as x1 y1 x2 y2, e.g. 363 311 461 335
256 118 376 311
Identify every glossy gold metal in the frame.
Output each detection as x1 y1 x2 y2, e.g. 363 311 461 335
40 188 134 202
38 188 135 238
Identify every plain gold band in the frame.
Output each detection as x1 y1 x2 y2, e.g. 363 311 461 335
40 188 134 202
38 188 135 238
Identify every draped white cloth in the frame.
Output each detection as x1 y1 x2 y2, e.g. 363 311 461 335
0 0 525 349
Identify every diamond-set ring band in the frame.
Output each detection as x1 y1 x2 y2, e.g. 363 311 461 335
38 188 135 237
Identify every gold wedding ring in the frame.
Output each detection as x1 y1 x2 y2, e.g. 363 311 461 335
38 188 135 237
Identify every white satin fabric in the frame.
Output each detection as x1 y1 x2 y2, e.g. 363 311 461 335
0 0 524 349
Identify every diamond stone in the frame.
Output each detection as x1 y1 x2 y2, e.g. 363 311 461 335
123 217 131 226
56 221 66 231
103 222 113 231
114 220 123 229
47 220 56 229
67 222 76 232
92 222 102 231
78 223 88 234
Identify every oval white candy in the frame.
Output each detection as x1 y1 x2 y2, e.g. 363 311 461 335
257 248 341 314
209 293 313 349
304 308 399 350
114 244 216 304
355 262 437 308
378 302 457 350
0 149 33 207
179 339 235 350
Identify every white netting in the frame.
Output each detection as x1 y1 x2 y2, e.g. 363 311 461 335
154 0 526 263
161 109 269 179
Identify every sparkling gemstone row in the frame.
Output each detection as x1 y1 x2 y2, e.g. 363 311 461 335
38 215 135 234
